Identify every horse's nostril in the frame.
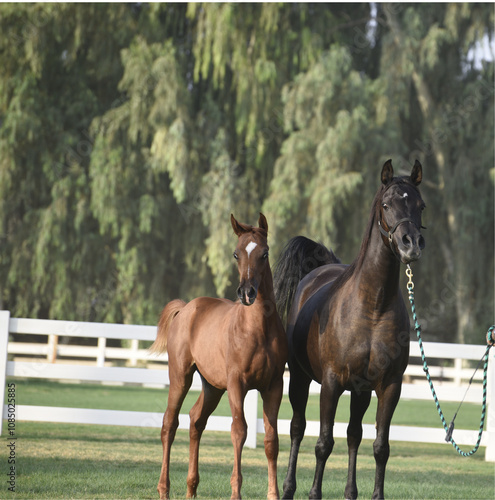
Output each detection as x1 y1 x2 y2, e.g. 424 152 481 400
248 287 257 299
419 235 425 250
402 234 412 247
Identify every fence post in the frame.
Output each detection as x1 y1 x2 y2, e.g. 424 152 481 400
244 389 258 449
485 348 495 462
0 311 11 436
130 339 139 367
454 358 462 385
96 337 106 367
48 334 58 363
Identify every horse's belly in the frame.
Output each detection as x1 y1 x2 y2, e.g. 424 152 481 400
329 335 409 392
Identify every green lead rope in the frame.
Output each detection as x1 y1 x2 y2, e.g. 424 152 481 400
405 265 494 457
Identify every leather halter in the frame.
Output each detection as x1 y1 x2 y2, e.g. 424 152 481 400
378 218 420 245
378 217 426 261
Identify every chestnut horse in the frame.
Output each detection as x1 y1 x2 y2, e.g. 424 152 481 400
274 160 426 499
151 213 287 500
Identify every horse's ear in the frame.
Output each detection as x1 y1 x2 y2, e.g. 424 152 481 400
231 214 247 236
381 159 394 185
258 213 268 233
410 159 422 186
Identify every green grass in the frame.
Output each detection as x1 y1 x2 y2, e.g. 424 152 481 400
2 379 494 499
1 422 493 499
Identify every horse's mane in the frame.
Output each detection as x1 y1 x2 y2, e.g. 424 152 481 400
274 236 340 321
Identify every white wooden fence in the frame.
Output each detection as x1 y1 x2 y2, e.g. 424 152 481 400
1 311 494 461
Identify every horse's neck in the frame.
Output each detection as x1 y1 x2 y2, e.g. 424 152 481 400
356 228 401 300
247 270 277 320
257 269 277 306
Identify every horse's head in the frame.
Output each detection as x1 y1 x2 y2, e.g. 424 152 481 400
378 159 426 264
230 213 270 306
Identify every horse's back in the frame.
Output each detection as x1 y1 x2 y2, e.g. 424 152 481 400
170 296 234 342
287 263 348 329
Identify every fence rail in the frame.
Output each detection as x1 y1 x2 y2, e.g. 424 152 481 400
1 311 493 461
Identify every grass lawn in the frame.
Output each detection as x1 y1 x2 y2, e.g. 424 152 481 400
2 379 494 499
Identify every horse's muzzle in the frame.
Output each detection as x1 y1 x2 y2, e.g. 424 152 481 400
237 283 258 306
397 231 425 264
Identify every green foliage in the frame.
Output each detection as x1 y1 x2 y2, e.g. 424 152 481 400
0 4 492 341
263 46 401 253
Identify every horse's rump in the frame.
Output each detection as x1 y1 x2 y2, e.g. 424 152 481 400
150 299 187 354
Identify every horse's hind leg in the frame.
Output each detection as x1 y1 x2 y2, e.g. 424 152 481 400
187 380 225 498
282 362 312 500
372 381 402 500
345 390 372 500
157 368 194 500
261 378 284 500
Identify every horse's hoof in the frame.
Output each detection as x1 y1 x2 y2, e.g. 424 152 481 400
186 485 198 498
344 486 358 500
308 488 322 500
282 488 295 500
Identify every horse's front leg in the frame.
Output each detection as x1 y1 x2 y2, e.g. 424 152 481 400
283 361 312 499
345 390 372 500
261 378 284 500
309 373 343 500
227 381 248 500
372 381 402 500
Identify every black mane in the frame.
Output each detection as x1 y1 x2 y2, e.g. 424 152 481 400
273 236 340 320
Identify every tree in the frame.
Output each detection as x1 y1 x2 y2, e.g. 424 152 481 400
381 3 494 343
262 45 403 258
0 4 139 319
0 4 492 342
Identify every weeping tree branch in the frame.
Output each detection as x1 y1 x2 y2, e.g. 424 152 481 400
383 4 477 344
383 4 447 189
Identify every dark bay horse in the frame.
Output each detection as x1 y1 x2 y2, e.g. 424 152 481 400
274 160 425 499
151 213 287 500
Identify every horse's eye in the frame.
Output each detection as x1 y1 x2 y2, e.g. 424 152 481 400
233 252 239 260
382 203 389 211
262 252 269 260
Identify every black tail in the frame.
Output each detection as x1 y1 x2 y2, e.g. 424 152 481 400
273 236 340 322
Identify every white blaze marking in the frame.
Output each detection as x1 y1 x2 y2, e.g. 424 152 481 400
245 241 257 256
245 241 257 279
